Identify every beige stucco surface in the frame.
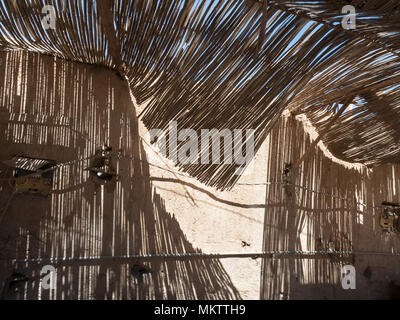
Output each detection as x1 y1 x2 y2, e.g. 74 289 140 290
0 50 399 300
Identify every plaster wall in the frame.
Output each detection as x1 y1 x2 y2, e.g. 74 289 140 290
0 50 399 300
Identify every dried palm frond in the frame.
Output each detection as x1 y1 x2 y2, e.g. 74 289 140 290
0 0 399 188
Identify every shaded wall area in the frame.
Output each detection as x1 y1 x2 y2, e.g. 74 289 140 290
261 115 400 299
1 49 400 300
0 50 241 300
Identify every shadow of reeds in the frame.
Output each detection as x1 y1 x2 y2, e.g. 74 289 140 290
0 50 241 300
260 116 400 300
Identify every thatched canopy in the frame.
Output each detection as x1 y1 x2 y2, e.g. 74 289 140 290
0 0 399 188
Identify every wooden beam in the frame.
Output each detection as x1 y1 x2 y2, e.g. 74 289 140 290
97 0 125 76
